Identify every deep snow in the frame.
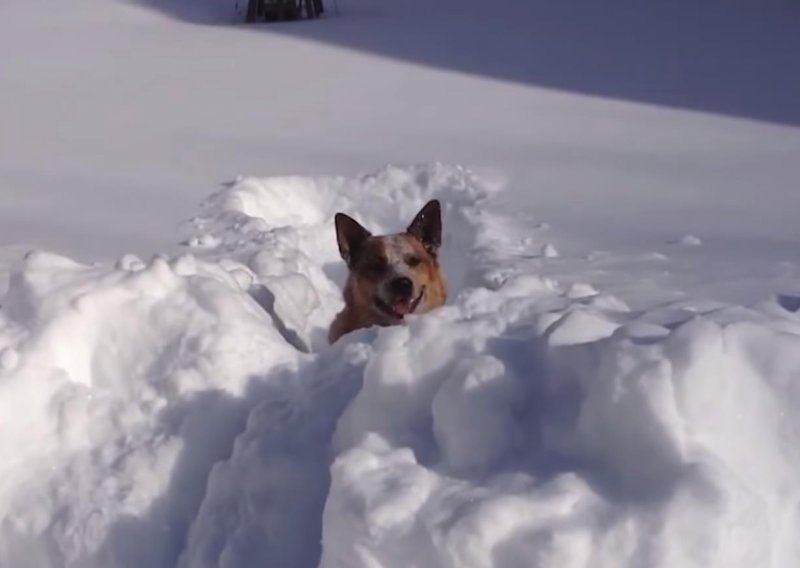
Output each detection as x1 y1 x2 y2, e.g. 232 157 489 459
2 0 800 567
2 165 800 568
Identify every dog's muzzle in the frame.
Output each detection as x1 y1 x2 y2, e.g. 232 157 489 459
375 286 425 320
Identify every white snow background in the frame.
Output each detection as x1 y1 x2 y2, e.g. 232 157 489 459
1 0 800 567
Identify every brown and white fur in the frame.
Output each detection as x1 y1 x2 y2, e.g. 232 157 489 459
328 200 447 343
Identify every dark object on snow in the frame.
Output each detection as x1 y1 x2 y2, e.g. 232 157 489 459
246 0 324 23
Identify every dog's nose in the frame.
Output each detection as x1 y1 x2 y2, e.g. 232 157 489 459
389 277 414 297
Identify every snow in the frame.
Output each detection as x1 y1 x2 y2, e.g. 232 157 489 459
2 0 800 295
540 243 560 259
672 235 704 247
1 0 800 566
2 165 800 567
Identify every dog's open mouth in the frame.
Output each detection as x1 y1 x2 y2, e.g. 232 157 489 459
375 287 425 320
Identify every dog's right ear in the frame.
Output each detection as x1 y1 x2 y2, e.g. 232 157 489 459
406 199 442 257
335 213 371 267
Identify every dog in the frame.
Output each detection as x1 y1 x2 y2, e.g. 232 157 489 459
328 199 447 343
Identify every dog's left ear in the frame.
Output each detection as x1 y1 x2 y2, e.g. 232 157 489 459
335 213 372 267
407 199 442 257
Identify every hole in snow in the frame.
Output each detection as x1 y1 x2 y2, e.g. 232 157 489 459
777 293 800 313
182 164 494 351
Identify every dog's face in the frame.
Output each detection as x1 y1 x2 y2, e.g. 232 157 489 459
335 200 444 325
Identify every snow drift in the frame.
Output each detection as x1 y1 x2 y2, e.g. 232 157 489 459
1 164 800 568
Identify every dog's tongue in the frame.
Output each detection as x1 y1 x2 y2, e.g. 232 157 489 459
392 299 411 316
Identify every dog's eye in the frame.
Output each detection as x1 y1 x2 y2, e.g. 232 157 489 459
406 256 422 268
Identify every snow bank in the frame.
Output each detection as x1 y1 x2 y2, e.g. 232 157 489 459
183 164 494 352
1 164 800 568
0 250 300 568
322 295 800 568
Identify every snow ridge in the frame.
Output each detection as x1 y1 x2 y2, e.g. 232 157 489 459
1 165 800 568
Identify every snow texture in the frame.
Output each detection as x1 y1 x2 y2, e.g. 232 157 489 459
2 165 800 568
1 0 800 566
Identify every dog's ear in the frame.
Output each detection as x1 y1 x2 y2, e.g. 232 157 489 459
406 199 442 257
335 213 371 266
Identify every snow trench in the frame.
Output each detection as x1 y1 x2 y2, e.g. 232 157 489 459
1 164 800 568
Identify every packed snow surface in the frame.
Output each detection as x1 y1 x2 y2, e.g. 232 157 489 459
2 165 800 568
2 0 800 297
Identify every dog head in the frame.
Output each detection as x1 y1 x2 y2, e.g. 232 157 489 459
335 199 444 325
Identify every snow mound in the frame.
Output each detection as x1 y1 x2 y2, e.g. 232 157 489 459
183 164 494 352
1 164 800 568
0 250 300 568
322 306 800 568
